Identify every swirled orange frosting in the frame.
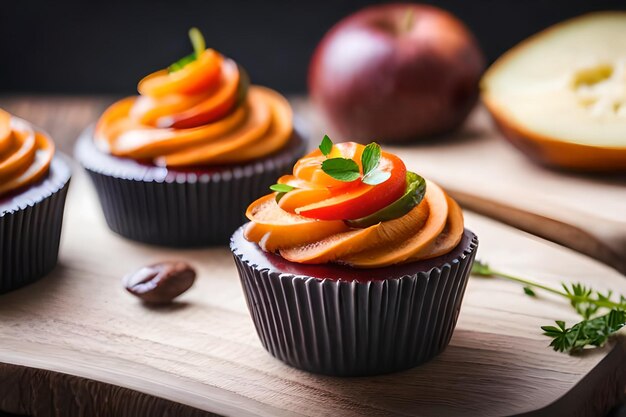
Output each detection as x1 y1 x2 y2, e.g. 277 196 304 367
244 143 464 268
0 109 55 198
95 49 293 167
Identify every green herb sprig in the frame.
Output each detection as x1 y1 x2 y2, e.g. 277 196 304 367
269 183 296 203
169 27 206 73
472 260 626 353
268 135 393 201
319 135 391 185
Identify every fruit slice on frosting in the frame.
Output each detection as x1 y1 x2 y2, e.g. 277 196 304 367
244 137 464 268
160 86 292 166
276 142 407 221
0 110 12 154
482 12 626 171
345 172 426 228
279 190 431 264
0 110 55 197
138 48 223 98
412 195 464 261
94 28 293 167
134 56 241 129
245 194 349 252
340 180 449 267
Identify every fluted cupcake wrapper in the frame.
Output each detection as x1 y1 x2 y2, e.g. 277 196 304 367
231 229 478 376
75 126 307 247
0 156 71 294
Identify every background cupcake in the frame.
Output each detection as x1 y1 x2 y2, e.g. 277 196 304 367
231 137 478 376
0 109 71 293
75 28 306 247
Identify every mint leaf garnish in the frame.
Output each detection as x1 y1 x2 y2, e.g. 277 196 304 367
321 158 360 182
319 135 333 156
360 142 391 185
270 184 295 193
361 142 381 176
362 170 391 185
169 53 197 73
271 183 296 203
168 27 206 73
318 136 390 184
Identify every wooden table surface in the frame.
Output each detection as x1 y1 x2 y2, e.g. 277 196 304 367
0 96 626 417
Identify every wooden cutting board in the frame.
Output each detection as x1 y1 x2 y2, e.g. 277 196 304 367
1 167 626 417
293 100 626 275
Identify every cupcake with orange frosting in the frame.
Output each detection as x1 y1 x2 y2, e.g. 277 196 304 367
0 110 71 293
231 136 478 376
75 28 305 246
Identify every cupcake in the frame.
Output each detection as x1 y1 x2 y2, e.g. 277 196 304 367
75 28 306 246
231 136 478 376
0 109 71 293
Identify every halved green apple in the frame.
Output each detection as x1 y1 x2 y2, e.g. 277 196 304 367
482 12 626 172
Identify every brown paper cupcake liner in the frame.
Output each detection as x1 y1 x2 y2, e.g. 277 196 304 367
231 226 478 376
75 125 307 247
0 156 71 293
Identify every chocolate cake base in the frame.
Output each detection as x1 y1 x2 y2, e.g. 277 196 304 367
75 125 307 247
0 155 72 294
230 225 478 376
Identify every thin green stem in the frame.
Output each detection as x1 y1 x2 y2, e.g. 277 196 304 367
472 260 626 354
493 270 567 297
473 261 626 311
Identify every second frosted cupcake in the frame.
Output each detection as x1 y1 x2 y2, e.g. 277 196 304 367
0 110 71 293
75 28 306 246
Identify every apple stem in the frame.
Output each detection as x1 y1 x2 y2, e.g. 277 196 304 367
402 8 415 34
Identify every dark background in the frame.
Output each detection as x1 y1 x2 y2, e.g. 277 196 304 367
1 0 625 95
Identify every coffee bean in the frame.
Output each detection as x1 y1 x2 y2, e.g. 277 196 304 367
123 261 196 304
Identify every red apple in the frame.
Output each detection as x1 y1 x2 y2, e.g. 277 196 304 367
309 3 485 143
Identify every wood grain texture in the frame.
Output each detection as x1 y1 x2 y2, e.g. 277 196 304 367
292 99 626 275
0 165 626 416
0 95 110 154
0 363 216 417
0 96 626 416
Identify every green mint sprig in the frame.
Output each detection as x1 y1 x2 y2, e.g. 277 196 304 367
472 260 626 353
169 27 206 73
361 142 391 185
319 135 333 156
269 183 296 203
269 184 295 193
319 136 391 185
321 158 360 182
270 136 394 203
